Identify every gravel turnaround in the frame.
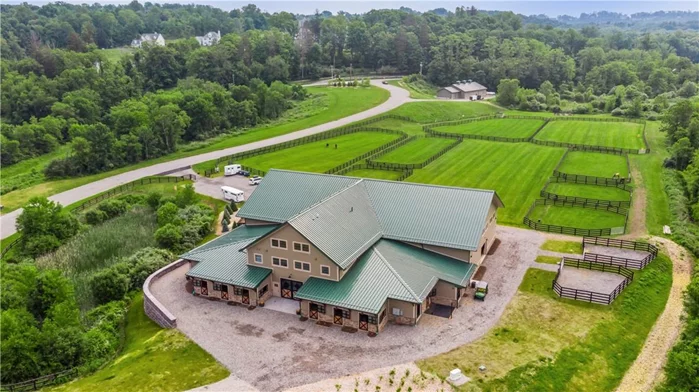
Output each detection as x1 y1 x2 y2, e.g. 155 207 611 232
150 226 545 391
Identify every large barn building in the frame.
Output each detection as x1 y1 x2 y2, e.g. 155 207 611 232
437 81 488 100
181 170 503 334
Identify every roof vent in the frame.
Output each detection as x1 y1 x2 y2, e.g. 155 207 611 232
350 206 354 212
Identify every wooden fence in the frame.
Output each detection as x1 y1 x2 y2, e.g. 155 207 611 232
1 368 78 392
581 237 658 269
547 175 634 192
323 134 410 175
539 189 632 208
552 257 634 305
523 199 626 237
365 137 462 171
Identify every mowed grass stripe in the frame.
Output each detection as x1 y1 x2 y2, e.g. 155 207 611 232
545 183 631 201
535 120 644 150
344 168 404 180
238 131 399 173
369 118 424 135
375 138 454 164
434 119 545 138
528 204 626 229
557 151 629 178
386 101 500 123
407 140 566 225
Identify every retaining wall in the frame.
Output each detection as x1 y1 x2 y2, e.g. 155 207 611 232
143 258 187 328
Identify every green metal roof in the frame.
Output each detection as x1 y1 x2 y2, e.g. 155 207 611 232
295 239 477 314
183 224 279 254
183 228 273 289
236 170 502 255
289 182 382 269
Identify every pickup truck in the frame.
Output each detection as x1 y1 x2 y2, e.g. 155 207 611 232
249 176 263 185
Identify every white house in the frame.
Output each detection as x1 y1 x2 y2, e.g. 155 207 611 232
195 31 221 46
131 32 165 48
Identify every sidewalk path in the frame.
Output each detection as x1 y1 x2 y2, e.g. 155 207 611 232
1 80 410 239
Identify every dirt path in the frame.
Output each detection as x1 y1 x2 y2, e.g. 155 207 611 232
616 236 693 392
623 163 647 239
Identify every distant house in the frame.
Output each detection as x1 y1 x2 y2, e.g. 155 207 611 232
195 31 221 46
131 32 165 48
437 81 488 100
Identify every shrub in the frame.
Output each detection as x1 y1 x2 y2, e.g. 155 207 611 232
97 199 128 218
89 268 130 305
84 209 108 225
122 247 173 290
146 192 162 210
155 223 183 250
175 184 198 207
230 201 238 212
117 194 145 206
572 104 590 114
611 107 625 116
157 202 180 226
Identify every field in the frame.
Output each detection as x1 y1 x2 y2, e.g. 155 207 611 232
235 131 399 173
344 168 404 180
386 101 500 123
545 182 631 201
557 151 629 178
407 141 566 225
49 294 229 392
527 204 627 229
99 47 135 63
369 118 424 135
374 137 454 164
433 119 545 139
535 121 645 150
419 254 672 391
387 79 438 99
0 86 389 213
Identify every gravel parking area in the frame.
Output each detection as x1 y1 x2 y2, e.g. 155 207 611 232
558 268 626 293
584 244 651 261
169 168 258 201
150 226 545 391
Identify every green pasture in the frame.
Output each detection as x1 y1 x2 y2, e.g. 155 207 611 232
387 79 438 99
557 151 629 178
535 120 645 150
407 141 566 226
369 118 424 135
234 131 399 173
1 86 389 213
545 182 631 201
99 47 135 63
344 168 404 180
419 255 671 391
374 137 454 164
49 294 229 392
527 204 626 229
540 239 583 254
433 119 545 139
386 101 500 123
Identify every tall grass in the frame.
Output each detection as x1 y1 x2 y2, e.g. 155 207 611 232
37 207 157 309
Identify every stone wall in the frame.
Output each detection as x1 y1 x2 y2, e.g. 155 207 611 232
143 259 187 328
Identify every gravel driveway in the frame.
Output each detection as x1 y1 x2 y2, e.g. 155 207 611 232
150 226 545 391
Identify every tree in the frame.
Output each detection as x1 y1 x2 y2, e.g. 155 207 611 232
679 81 698 98
157 202 180 226
155 223 183 250
496 79 520 107
89 267 129 305
175 185 198 207
151 103 190 153
671 137 694 170
16 198 80 258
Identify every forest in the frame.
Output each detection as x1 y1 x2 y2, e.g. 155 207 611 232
2 2 699 179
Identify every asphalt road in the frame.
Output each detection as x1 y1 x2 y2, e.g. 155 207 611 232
1 79 410 239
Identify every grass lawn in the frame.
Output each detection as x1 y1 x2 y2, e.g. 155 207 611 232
433 119 545 139
419 254 672 391
374 137 454 164
0 145 71 195
528 204 626 229
369 118 424 135
628 122 671 235
557 151 629 178
235 131 399 173
387 79 437 99
49 293 229 392
540 239 583 254
545 183 631 201
344 168 404 180
407 141 566 226
536 255 562 264
100 47 135 63
535 120 645 150
386 101 500 123
1 87 389 214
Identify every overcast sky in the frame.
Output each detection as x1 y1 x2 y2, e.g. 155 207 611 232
8 1 699 17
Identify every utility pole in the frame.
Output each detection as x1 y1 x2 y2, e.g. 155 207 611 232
350 63 353 81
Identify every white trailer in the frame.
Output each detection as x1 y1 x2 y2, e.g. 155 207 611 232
224 164 242 176
221 186 245 202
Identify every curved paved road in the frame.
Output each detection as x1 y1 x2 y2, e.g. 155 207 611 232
1 80 410 239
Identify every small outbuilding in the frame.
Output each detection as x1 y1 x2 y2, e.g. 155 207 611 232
438 81 488 100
